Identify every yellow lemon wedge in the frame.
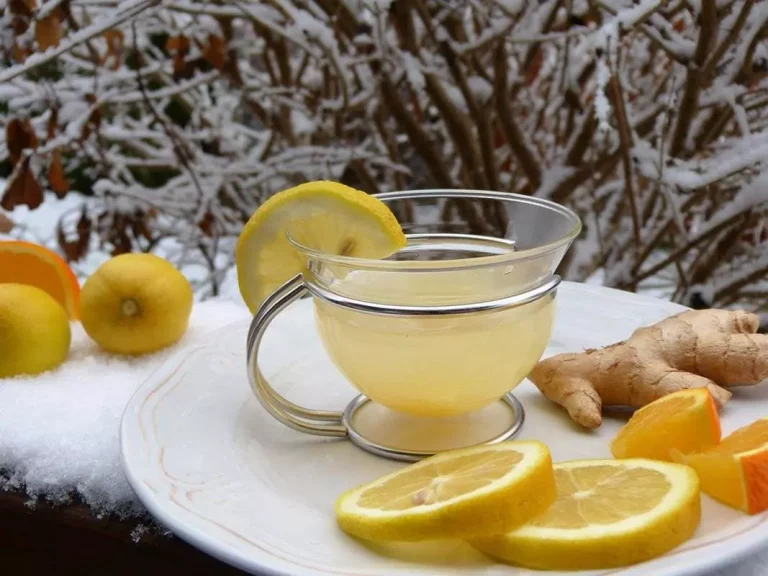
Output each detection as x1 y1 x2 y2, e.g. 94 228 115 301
470 458 700 570
335 441 556 542
235 181 406 313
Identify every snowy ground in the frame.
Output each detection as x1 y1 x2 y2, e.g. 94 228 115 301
0 300 249 519
0 188 249 524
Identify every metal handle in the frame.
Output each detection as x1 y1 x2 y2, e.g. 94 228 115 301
246 274 347 437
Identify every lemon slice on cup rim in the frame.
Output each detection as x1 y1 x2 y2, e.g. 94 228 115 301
235 181 407 313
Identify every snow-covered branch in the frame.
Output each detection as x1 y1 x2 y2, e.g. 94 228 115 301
0 0 767 306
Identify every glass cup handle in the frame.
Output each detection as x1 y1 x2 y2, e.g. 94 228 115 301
245 273 347 437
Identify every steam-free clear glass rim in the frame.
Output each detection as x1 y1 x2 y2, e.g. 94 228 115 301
286 189 582 272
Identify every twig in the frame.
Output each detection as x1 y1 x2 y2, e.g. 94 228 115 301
669 0 718 157
595 0 692 64
564 104 597 167
435 15 499 189
608 58 642 248
0 0 159 83
401 3 487 189
551 149 622 202
424 74 489 189
703 0 754 81
131 21 204 201
380 76 454 188
634 210 751 283
493 43 542 187
234 1 319 57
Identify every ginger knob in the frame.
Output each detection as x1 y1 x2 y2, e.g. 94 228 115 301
529 309 768 428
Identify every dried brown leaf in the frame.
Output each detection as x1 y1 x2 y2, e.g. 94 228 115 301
56 220 80 262
47 107 58 140
9 0 34 35
222 51 243 85
131 215 153 242
167 35 192 77
111 231 132 256
202 35 226 71
1 158 43 211
11 42 28 63
166 35 190 55
56 208 90 262
6 118 39 166
48 148 69 197
0 213 14 234
103 29 124 70
35 12 62 51
107 214 132 256
198 211 214 237
525 49 544 87
173 57 205 81
79 97 102 141
75 208 91 258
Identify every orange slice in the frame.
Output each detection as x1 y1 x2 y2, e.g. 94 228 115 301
675 418 768 514
0 240 80 319
611 388 721 462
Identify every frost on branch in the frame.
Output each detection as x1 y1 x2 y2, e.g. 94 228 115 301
0 0 767 309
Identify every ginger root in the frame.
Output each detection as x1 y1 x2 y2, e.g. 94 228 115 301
529 309 768 429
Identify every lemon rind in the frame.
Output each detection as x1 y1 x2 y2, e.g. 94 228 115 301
337 442 549 518
489 458 699 540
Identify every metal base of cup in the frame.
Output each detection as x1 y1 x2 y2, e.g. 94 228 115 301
341 394 526 463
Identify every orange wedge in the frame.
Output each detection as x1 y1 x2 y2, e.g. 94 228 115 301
0 240 80 319
676 418 768 514
611 388 721 462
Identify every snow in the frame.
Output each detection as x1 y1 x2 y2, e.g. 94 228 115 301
467 75 493 105
497 0 525 16
290 109 317 135
655 132 768 190
536 164 576 199
714 248 768 297
706 171 768 231
0 300 249 518
594 56 613 133
402 52 425 91
1 187 250 518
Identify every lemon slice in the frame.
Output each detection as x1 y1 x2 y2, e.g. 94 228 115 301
470 459 700 570
335 441 556 542
235 181 406 312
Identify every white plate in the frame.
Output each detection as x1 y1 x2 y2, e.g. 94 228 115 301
120 282 768 576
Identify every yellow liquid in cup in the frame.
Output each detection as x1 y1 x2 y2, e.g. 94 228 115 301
313 269 554 417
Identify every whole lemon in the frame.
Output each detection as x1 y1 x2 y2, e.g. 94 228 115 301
0 283 71 378
79 253 193 355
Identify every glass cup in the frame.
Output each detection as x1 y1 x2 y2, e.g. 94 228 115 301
246 189 581 458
